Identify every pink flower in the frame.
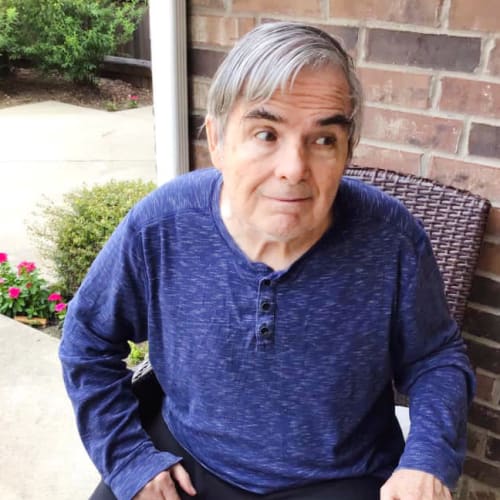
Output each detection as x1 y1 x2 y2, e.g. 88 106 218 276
48 292 62 302
0 253 7 264
17 261 36 274
8 287 21 299
129 94 139 101
0 278 4 284
55 302 67 313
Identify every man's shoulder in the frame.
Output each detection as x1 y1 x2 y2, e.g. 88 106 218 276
338 174 425 241
129 167 220 227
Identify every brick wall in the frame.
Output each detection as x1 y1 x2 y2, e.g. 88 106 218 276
186 1 500 497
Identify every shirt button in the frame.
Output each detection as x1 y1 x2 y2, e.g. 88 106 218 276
260 301 271 312
262 279 271 287
260 324 271 337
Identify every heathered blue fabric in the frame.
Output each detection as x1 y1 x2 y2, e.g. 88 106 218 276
60 167 475 500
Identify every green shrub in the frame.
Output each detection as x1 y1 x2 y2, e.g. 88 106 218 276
127 340 148 367
0 0 146 84
0 4 18 73
29 179 156 299
0 5 17 52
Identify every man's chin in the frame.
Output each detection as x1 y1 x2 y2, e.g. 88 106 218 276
258 222 308 243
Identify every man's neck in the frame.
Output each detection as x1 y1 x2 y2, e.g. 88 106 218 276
221 213 331 271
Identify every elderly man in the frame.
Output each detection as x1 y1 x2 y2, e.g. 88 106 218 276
60 22 474 500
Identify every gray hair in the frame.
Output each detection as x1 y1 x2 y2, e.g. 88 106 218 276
206 21 363 160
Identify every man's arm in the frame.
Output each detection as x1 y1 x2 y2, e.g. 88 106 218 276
59 213 181 499
389 228 475 492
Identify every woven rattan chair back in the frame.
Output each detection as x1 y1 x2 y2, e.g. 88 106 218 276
345 167 491 330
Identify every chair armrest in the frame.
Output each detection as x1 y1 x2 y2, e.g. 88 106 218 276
132 359 164 426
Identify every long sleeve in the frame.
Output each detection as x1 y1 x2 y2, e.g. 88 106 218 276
59 214 181 500
392 229 475 488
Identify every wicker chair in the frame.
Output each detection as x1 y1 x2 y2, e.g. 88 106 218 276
132 167 491 424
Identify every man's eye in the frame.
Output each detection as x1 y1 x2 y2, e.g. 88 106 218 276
255 131 276 142
315 136 336 146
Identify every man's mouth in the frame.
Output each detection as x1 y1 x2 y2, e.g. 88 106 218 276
263 194 311 203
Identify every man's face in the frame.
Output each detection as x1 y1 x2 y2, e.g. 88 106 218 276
207 66 352 247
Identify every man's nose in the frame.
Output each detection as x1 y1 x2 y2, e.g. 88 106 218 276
274 143 309 184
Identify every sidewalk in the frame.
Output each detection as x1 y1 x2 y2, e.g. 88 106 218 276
0 101 157 498
0 315 100 499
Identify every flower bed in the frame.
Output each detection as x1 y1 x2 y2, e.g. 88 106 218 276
0 252 66 327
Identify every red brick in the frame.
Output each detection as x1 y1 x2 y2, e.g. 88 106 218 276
478 242 500 275
467 492 500 500
329 0 441 26
362 108 462 153
237 17 257 38
463 477 500 500
476 372 497 402
262 19 359 54
190 16 256 47
189 114 206 142
495 379 500 406
358 67 431 109
190 142 212 171
314 24 358 54
464 457 500 488
467 340 500 374
428 158 500 201
188 48 226 78
366 29 481 72
190 0 225 7
456 476 467 499
449 0 500 32
486 435 500 462
352 144 421 175
488 40 500 76
232 0 322 17
439 78 500 120
469 123 500 161
465 310 500 344
469 401 500 435
467 425 487 455
486 208 500 237
470 276 500 310
189 78 210 111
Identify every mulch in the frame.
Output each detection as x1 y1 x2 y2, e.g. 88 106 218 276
0 67 153 111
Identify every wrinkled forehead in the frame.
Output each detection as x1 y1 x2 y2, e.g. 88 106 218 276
230 65 352 120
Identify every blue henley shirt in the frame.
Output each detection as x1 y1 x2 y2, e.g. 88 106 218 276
60 167 475 500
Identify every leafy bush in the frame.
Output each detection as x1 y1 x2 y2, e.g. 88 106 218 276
29 179 156 299
0 5 17 53
0 4 18 73
0 0 147 83
127 341 148 366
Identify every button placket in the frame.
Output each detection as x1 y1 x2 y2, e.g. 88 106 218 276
256 277 276 346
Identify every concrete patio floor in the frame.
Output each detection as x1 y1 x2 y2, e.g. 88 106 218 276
0 315 100 499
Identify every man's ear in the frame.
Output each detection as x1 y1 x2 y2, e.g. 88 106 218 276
205 116 223 168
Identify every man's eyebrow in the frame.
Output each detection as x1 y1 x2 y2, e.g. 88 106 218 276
316 114 352 128
241 108 351 128
242 108 284 123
